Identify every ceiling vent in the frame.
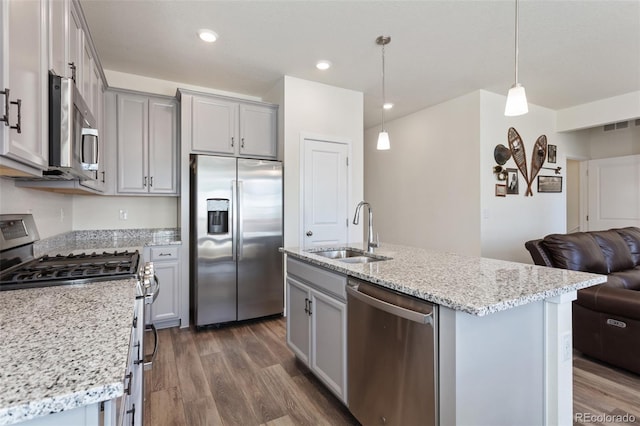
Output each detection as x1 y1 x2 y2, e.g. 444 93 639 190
603 121 630 131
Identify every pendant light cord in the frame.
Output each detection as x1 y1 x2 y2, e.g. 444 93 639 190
514 0 519 84
381 42 386 131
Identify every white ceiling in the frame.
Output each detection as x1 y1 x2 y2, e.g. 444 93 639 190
80 0 640 129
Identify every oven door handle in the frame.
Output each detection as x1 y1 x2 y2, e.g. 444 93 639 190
144 323 158 371
144 274 160 305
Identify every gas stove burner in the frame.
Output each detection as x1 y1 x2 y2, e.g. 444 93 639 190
0 250 140 291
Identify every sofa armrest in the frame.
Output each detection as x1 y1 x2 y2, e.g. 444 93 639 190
525 239 554 267
576 285 640 321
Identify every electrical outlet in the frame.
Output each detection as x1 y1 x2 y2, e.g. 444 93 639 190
119 209 128 220
561 332 572 362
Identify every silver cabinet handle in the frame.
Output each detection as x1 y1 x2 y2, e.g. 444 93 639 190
0 88 9 126
68 62 77 83
10 99 21 133
143 176 147 187
150 176 153 187
346 284 433 325
101 171 105 183
306 231 313 237
241 137 245 148
231 136 235 147
124 371 133 395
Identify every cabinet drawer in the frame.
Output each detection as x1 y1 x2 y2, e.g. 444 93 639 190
150 246 179 261
287 257 346 300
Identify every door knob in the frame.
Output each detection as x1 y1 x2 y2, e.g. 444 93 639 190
306 231 313 237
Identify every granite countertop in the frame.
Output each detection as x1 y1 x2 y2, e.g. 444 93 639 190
34 228 182 258
282 243 607 316
0 279 138 425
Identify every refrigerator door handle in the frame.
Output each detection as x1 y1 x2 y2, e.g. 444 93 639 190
237 180 244 261
231 180 237 261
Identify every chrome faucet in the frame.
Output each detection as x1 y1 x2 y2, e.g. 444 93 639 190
353 201 379 253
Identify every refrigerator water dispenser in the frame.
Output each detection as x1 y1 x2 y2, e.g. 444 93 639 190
207 199 229 234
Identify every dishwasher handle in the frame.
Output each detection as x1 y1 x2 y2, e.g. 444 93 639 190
347 283 433 325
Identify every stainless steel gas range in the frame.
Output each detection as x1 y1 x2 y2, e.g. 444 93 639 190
0 214 157 426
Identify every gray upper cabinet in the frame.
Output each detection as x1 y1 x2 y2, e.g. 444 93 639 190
182 90 277 159
239 103 277 158
191 95 237 155
0 0 49 176
116 92 178 196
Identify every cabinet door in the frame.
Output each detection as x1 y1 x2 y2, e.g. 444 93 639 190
151 260 180 324
310 289 347 402
48 0 68 77
286 277 311 364
0 0 48 170
117 94 148 193
239 103 277 158
148 98 177 194
191 96 237 155
81 37 93 109
68 4 82 89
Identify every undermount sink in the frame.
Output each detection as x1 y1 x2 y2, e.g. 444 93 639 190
308 248 390 264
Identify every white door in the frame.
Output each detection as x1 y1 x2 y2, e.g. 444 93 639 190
302 138 349 248
587 154 640 230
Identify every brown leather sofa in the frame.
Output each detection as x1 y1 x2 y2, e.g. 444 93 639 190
525 227 640 375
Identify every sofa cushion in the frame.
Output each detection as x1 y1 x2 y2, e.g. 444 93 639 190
591 230 635 272
615 227 640 266
606 267 640 291
542 232 608 274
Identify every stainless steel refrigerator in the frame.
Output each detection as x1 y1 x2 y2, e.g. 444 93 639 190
190 155 283 327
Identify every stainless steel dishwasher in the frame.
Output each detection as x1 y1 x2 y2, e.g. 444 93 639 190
347 277 438 426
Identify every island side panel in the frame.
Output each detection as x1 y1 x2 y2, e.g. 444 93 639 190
439 302 545 425
544 291 576 426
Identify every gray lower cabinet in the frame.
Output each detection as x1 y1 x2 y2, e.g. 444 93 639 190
286 258 347 403
145 245 181 329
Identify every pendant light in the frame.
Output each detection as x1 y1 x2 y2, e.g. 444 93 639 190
376 35 391 150
504 0 528 116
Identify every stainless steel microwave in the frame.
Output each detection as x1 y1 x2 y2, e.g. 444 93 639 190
47 72 98 180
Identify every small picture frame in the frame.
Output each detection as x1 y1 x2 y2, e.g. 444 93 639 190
506 168 519 195
548 145 557 164
495 184 507 197
538 175 562 193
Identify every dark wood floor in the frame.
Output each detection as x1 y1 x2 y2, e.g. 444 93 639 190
144 317 640 426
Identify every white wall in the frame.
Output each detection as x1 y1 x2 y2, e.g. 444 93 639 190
587 123 640 159
281 76 364 247
556 91 640 132
0 178 73 239
364 92 481 256
104 70 261 101
480 91 573 263
72 196 178 230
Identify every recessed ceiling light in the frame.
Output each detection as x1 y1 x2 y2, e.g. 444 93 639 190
383 102 394 110
316 60 331 70
198 29 218 43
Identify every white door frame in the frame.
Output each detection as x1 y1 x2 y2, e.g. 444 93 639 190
299 132 352 248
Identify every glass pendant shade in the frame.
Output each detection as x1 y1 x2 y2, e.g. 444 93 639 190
504 84 528 116
377 131 390 150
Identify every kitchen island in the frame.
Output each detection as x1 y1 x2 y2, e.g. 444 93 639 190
0 279 137 425
282 243 607 425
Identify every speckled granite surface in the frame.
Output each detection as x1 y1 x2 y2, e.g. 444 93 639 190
34 228 181 257
0 279 138 425
282 243 607 316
